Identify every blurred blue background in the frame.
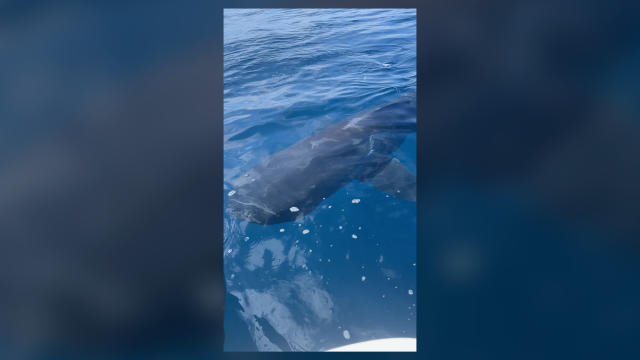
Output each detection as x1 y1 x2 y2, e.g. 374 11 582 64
1 1 224 359
1 0 639 359
418 2 640 358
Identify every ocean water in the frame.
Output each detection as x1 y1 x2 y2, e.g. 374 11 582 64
223 9 416 351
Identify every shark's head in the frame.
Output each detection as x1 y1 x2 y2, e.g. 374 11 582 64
227 192 274 224
227 188 299 225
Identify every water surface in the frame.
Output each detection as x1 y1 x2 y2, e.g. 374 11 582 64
223 9 416 351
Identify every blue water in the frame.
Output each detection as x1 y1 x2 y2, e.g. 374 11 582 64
223 9 416 351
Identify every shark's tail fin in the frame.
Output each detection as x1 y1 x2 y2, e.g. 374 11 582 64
362 93 416 132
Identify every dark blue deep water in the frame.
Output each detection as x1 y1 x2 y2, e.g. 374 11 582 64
223 9 416 351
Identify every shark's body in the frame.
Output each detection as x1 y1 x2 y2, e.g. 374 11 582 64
227 94 416 224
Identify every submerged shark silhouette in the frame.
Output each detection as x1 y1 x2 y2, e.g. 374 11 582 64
227 94 416 224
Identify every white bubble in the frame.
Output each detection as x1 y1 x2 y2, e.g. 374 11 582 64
227 249 232 254
361 276 366 282
244 236 250 241
338 226 343 230
228 190 236 196
351 198 361 204
408 289 414 295
302 229 310 235
343 330 351 340
280 228 285 232
289 206 300 212
352 234 358 239
328 205 332 209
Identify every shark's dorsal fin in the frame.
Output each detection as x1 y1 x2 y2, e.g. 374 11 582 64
365 157 416 201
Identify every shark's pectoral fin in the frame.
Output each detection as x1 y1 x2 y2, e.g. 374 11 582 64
367 157 416 201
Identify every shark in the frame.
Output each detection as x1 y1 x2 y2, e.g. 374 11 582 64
227 93 416 224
